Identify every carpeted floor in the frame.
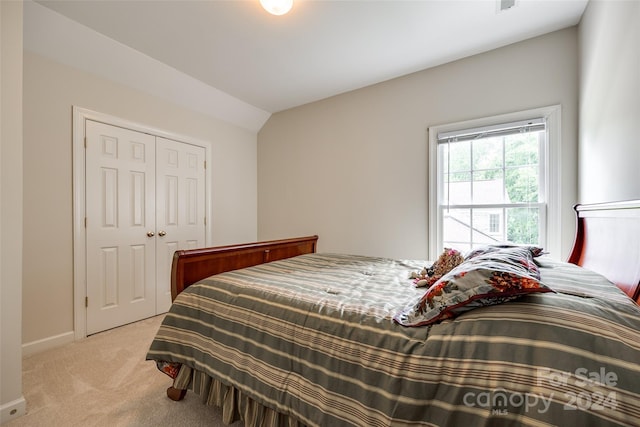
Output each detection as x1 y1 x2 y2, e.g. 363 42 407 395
7 315 242 427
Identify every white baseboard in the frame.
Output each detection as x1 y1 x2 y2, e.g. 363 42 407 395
22 331 75 357
0 396 26 425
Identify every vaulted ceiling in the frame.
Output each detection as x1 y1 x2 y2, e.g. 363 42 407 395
29 0 588 129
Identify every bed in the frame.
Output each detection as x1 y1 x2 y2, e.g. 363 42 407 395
147 200 640 426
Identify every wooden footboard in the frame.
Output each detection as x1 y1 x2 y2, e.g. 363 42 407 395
171 235 318 300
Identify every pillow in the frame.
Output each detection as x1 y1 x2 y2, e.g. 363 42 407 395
465 243 546 260
394 245 553 327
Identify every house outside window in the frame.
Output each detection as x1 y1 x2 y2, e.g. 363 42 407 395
489 213 500 234
428 106 561 258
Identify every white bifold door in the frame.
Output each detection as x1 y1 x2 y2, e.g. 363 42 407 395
85 120 205 335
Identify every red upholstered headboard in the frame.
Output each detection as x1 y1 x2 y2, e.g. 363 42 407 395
567 200 640 304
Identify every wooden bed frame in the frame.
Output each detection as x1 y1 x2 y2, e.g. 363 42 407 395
567 200 640 304
171 235 319 301
171 201 640 305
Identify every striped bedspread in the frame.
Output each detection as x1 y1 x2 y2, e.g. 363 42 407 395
147 253 640 426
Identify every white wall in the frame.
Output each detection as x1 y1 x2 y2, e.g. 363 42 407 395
1 1 27 423
23 0 269 133
258 28 579 260
578 0 640 203
22 51 258 349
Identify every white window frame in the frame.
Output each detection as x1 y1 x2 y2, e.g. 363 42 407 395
428 105 562 259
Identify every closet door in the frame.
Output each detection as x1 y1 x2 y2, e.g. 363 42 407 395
155 137 206 313
85 121 157 334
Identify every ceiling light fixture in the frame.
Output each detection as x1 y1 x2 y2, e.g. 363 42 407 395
260 0 293 16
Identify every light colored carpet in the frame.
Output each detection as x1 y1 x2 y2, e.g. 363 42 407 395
7 315 242 427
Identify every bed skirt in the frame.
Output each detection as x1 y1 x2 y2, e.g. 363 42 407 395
174 364 307 427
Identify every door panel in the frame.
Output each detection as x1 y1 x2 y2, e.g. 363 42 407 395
85 121 206 333
85 120 156 334
155 137 206 313
100 246 118 306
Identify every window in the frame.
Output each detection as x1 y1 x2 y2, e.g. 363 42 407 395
489 213 500 234
429 106 561 258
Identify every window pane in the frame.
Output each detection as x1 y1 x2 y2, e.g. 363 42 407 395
473 168 503 182
447 180 471 205
472 137 503 170
506 207 540 245
505 133 539 167
505 166 539 203
440 144 449 174
448 140 470 173
443 208 506 252
489 213 500 233
472 208 504 244
449 171 471 182
472 172 506 204
442 208 470 250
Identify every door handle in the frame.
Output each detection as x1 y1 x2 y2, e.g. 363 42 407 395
146 231 155 237
158 231 167 237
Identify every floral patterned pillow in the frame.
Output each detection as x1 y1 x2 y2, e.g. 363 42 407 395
465 244 546 260
394 246 553 327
